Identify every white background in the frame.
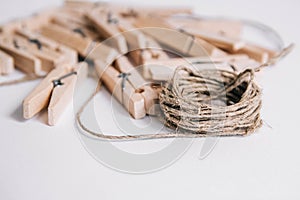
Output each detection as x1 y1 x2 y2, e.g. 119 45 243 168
1 0 300 199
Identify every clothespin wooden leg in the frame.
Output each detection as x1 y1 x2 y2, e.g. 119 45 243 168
48 62 88 125
40 24 93 56
236 44 272 63
88 42 119 63
0 37 42 75
0 50 14 75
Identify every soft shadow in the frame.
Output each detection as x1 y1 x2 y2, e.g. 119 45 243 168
10 104 26 122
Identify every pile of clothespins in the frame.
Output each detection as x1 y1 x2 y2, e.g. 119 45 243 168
0 0 290 127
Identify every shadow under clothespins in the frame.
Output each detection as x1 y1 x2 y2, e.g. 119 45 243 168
10 104 26 122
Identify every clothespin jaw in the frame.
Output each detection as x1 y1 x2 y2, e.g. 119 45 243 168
48 62 88 125
23 62 88 125
23 67 69 119
94 59 146 119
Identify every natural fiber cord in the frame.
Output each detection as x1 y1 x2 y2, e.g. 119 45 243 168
76 44 294 140
0 74 43 87
159 66 262 136
76 67 261 140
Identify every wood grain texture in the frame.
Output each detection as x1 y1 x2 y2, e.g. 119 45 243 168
95 59 146 119
116 56 158 115
0 50 14 75
23 67 68 119
40 23 93 56
87 10 128 54
0 36 42 75
134 16 226 57
47 71 77 126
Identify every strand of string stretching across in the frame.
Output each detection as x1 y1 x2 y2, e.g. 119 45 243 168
75 44 294 141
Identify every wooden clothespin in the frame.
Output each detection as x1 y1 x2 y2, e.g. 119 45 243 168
0 50 14 75
143 54 249 81
129 37 170 79
51 14 101 41
167 17 243 39
147 62 233 81
133 16 227 57
58 6 94 27
48 12 119 62
119 5 193 18
87 7 148 50
16 29 78 65
14 35 67 71
144 54 249 67
87 9 129 54
0 35 42 75
183 29 245 52
0 32 74 74
40 23 94 57
129 36 169 66
144 37 170 60
117 20 147 50
0 10 78 74
94 59 146 119
64 0 100 10
40 18 117 63
115 56 159 115
23 62 88 126
235 43 278 63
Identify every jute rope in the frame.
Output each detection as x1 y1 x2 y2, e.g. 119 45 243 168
76 44 294 140
0 74 44 87
159 67 261 136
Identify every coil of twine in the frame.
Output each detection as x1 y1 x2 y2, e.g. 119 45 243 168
159 66 262 137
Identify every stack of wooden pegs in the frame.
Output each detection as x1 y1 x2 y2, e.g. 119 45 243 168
0 0 283 125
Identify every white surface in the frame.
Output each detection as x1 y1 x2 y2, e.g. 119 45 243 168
1 0 300 199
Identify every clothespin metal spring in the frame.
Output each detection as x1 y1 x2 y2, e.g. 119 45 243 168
52 71 77 87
